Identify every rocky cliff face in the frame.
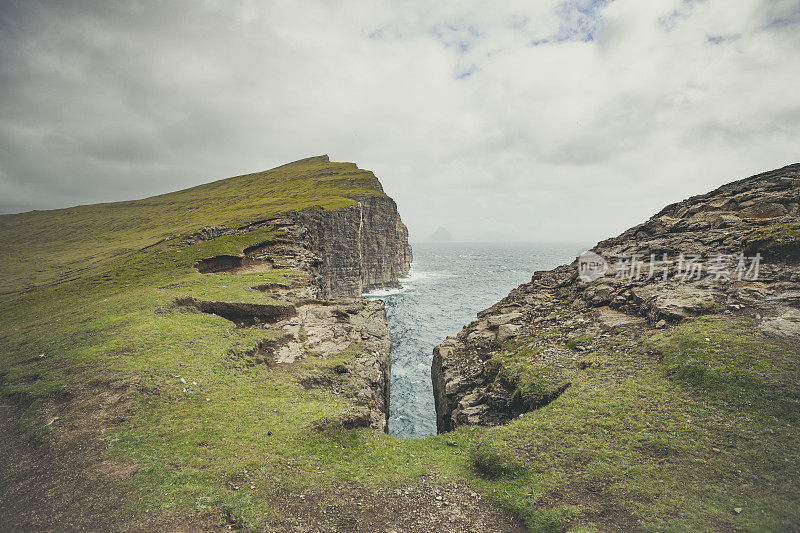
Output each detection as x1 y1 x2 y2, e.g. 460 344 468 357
269 194 410 430
433 163 800 432
295 195 413 299
183 165 411 432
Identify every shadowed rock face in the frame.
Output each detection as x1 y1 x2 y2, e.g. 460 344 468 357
295 195 413 299
184 168 411 433
169 296 297 326
433 163 800 433
190 192 412 299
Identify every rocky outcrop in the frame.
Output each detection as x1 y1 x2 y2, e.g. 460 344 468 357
182 159 412 432
187 199 412 299
262 297 393 430
433 163 800 432
294 195 413 298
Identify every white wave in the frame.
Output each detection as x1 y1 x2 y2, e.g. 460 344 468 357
400 266 453 283
364 286 407 298
400 263 427 282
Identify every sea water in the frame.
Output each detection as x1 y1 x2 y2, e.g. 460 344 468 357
365 242 590 438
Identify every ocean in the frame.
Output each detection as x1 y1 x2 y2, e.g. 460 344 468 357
365 242 590 438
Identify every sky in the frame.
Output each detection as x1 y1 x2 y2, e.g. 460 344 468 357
0 0 798 243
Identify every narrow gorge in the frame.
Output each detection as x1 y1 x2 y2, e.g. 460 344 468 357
2 158 799 532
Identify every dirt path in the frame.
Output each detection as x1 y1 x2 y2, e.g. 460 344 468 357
270 475 527 532
0 378 221 532
0 379 524 532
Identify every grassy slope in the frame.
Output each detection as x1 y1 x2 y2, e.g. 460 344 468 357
0 156 521 530
2 156 798 531
474 316 800 532
0 155 383 295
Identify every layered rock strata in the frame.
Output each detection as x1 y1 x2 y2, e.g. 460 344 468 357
183 164 411 431
291 195 413 298
433 163 800 432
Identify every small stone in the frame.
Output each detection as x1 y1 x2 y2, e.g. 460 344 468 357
267 431 273 436
733 507 742 514
435 495 443 501
712 447 721 453
446 440 457 447
656 319 667 328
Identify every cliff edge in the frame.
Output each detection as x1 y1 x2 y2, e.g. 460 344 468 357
433 163 800 431
0 155 421 530
427 163 800 530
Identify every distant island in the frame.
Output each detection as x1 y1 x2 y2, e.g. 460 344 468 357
426 226 454 242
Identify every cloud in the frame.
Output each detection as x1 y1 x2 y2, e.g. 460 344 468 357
0 0 798 243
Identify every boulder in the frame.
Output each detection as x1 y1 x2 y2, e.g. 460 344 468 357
487 312 523 328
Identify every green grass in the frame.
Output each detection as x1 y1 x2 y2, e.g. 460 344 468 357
484 340 568 413
647 316 800 419
743 221 800 247
565 335 593 350
477 315 800 531
0 156 406 528
2 156 798 531
0 155 384 295
470 437 525 480
0 155 529 530
3 242 797 531
3 244 798 531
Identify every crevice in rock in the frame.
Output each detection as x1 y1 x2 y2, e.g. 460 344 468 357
193 255 243 273
193 255 274 274
168 296 296 327
242 239 294 255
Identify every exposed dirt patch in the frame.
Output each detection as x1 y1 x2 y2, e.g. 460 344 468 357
537 479 644 532
0 375 224 532
269 475 527 533
194 255 244 273
227 336 296 366
1 374 526 533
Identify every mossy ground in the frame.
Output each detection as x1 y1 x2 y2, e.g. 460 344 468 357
2 158 798 531
0 228 503 528
6 245 795 532
471 315 800 531
0 155 382 295
743 221 800 246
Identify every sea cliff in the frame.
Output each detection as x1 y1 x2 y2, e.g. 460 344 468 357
177 156 412 431
433 163 800 431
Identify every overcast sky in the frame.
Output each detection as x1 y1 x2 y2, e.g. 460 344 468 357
1 0 798 243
